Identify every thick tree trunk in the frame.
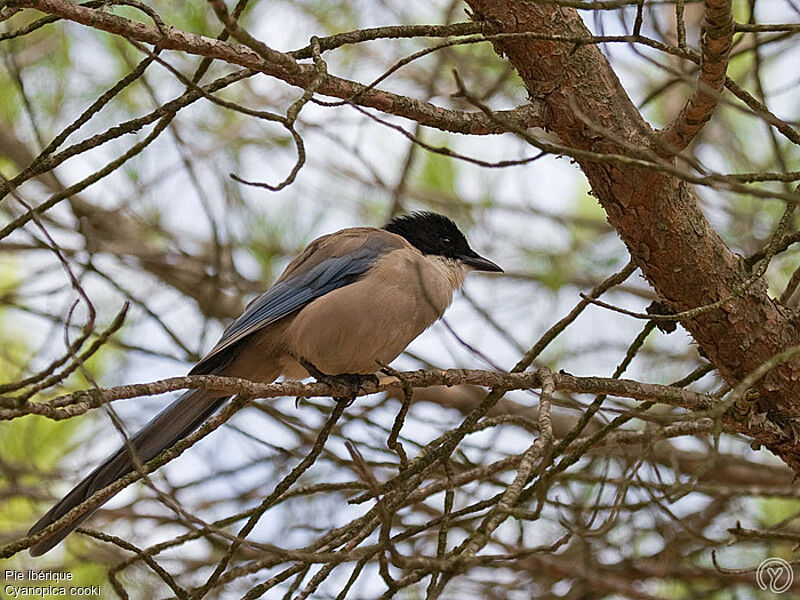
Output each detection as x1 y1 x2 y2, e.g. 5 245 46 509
464 1 800 469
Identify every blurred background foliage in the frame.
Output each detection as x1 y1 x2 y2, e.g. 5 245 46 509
0 267 110 596
0 0 798 598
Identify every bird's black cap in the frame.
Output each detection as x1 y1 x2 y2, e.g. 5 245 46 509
384 212 502 272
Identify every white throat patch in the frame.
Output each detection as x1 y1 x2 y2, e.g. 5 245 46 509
426 255 467 291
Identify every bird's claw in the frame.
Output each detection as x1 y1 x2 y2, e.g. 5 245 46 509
326 373 379 405
299 359 377 405
325 373 378 407
332 372 379 390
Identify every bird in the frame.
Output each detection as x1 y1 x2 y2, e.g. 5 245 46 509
27 211 502 556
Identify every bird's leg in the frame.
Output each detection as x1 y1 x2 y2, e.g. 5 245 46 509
299 359 378 405
299 358 327 380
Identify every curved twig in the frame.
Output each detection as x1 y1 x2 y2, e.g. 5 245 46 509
660 0 734 153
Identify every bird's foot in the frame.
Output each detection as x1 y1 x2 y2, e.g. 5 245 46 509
300 359 378 405
330 372 380 392
321 371 379 399
325 373 379 407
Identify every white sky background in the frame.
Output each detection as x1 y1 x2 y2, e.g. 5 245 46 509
5 0 800 596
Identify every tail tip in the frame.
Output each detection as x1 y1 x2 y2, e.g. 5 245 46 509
27 518 62 557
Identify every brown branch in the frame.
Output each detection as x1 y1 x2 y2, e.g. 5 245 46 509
0 368 714 420
8 0 546 136
3 2 799 594
660 0 734 153
463 0 800 471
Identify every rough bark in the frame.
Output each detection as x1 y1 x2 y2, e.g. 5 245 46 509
660 0 734 152
464 0 800 469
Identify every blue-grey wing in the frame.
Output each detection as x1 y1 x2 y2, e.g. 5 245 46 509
190 235 395 374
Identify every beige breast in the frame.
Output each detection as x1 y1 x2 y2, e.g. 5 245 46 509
282 247 463 375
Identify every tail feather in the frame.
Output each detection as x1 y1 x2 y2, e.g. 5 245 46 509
28 388 225 556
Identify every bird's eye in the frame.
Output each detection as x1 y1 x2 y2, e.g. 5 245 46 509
440 236 453 246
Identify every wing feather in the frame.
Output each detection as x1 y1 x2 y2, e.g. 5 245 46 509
190 231 402 374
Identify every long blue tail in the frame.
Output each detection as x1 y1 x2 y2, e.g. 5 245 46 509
28 388 225 556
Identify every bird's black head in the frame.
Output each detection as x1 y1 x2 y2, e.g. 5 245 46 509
384 212 502 272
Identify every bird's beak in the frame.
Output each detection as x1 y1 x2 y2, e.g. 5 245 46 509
460 250 503 273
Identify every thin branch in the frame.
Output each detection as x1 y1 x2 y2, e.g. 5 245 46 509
660 0 734 153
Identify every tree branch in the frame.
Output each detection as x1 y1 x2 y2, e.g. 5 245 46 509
660 0 734 153
464 0 800 470
9 0 545 135
0 368 714 420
